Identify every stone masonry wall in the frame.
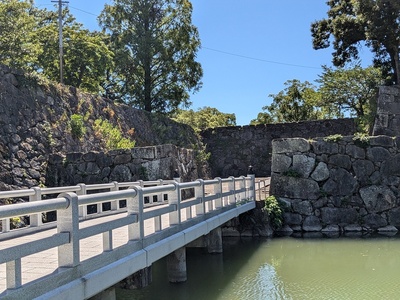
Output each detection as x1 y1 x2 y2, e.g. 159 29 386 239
270 136 400 234
201 119 357 178
0 65 202 190
46 144 198 187
372 85 400 136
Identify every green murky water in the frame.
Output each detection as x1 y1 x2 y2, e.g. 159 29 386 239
117 235 400 300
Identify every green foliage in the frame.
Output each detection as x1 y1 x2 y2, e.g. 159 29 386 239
0 0 40 70
99 0 203 113
251 80 331 124
263 195 283 230
93 118 136 150
353 132 370 148
317 65 382 133
70 114 86 140
311 0 400 85
323 134 343 143
172 106 236 133
35 7 114 93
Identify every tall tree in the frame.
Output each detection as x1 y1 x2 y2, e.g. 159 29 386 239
251 80 327 124
172 106 236 132
0 0 40 70
99 0 203 113
317 65 383 132
311 0 400 85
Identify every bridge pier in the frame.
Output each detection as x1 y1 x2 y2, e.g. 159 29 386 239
207 227 223 253
167 247 187 283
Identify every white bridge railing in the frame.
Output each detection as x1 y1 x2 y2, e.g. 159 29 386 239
0 175 256 292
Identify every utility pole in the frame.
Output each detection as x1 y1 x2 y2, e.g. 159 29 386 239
51 0 69 84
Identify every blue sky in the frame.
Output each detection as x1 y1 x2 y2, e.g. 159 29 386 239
35 1 373 125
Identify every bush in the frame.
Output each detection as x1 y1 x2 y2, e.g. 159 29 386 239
93 118 135 150
70 114 85 139
263 195 283 230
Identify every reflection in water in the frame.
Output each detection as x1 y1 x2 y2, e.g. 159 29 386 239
117 235 400 300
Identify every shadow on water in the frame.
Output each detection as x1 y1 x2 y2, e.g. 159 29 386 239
117 233 400 300
116 237 266 300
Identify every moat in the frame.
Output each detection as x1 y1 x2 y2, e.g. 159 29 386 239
118 235 400 300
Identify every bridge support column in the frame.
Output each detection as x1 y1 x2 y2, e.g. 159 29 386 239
120 266 152 289
207 227 223 254
89 286 116 300
167 247 187 283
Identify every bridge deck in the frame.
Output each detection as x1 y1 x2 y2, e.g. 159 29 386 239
0 177 269 299
0 206 178 293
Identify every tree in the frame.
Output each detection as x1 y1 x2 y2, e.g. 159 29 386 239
0 0 40 70
35 8 114 93
99 0 203 113
251 80 327 124
172 106 236 132
311 0 400 85
317 65 383 132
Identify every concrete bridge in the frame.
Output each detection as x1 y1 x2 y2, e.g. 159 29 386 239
0 176 268 299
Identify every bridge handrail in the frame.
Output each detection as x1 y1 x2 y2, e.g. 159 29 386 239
0 175 256 292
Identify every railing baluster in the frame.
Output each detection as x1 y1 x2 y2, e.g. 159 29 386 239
195 179 205 216
169 182 180 226
29 187 42 227
228 177 235 205
77 183 87 218
6 258 22 289
57 192 80 268
1 218 10 233
128 187 143 241
214 177 222 210
110 181 119 211
103 230 112 252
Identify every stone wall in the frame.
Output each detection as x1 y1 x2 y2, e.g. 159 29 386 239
0 64 202 190
200 119 357 178
372 85 400 136
270 136 400 234
46 144 198 187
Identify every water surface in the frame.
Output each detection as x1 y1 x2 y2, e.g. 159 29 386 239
117 235 400 300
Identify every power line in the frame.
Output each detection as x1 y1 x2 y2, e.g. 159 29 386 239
69 5 98 17
202 46 322 70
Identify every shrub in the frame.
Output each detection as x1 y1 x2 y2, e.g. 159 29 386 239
94 118 135 150
263 195 283 230
70 114 86 139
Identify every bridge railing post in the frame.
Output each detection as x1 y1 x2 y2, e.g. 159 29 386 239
228 177 236 205
57 192 80 268
169 181 181 226
214 177 222 210
239 176 246 202
195 179 205 216
29 187 42 227
77 183 87 218
128 187 143 241
110 181 119 211
247 174 256 201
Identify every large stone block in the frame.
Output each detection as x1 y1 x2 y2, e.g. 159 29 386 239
360 185 396 213
271 154 291 173
271 175 320 200
272 138 310 154
292 155 315 178
292 200 313 215
320 207 358 224
362 213 387 229
381 154 400 176
322 168 358 196
284 212 302 225
311 162 329 182
310 139 338 155
302 216 322 232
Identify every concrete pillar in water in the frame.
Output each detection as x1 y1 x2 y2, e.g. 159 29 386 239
120 266 152 289
207 227 223 254
167 247 187 283
89 286 116 300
